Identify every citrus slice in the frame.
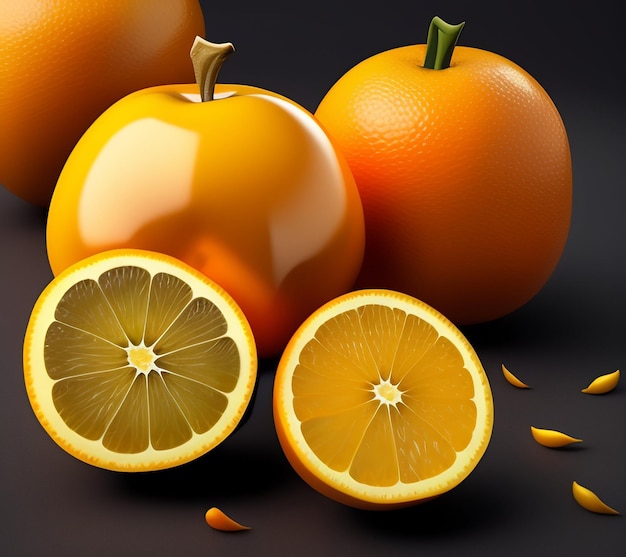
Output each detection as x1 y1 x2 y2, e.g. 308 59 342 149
273 289 494 509
23 249 257 472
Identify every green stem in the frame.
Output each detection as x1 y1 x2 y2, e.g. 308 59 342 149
190 36 235 102
423 16 465 70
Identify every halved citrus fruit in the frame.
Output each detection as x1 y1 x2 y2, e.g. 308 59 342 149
273 289 493 509
23 249 257 472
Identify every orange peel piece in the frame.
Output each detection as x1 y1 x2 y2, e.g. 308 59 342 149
501 364 531 389
530 426 582 448
581 369 620 394
205 507 251 532
572 482 620 515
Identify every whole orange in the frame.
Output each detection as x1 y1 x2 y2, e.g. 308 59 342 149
315 17 572 325
0 0 205 206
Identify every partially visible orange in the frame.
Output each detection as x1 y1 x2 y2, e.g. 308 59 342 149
46 39 365 359
315 17 572 325
0 0 205 206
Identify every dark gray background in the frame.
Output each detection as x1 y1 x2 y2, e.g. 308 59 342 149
2 1 625 555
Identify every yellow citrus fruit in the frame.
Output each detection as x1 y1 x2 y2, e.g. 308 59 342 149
45 39 365 359
273 289 494 509
23 249 257 472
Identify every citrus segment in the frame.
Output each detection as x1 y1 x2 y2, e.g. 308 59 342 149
572 482 620 515
530 427 582 448
273 289 493 509
581 369 620 394
205 507 251 531
501 364 531 389
24 249 257 471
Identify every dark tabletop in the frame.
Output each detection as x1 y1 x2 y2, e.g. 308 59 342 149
2 1 624 555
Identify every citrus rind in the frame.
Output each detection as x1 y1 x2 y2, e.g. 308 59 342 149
23 249 257 472
273 289 494 509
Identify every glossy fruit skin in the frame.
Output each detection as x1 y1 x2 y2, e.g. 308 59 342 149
315 44 572 325
46 83 365 358
0 0 205 206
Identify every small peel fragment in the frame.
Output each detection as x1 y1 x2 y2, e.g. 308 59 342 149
205 507 251 532
530 426 582 448
581 369 620 394
572 481 620 515
501 364 531 389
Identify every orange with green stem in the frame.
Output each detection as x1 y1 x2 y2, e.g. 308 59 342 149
315 16 572 325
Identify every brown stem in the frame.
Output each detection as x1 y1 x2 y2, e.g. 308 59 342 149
190 36 234 102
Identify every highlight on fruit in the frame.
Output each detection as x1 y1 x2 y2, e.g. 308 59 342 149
44 33 365 359
0 0 206 206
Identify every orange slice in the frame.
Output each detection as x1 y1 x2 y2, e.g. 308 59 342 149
273 289 494 509
23 249 257 472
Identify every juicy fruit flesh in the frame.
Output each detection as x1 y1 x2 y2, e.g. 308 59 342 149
44 265 241 454
293 303 477 487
